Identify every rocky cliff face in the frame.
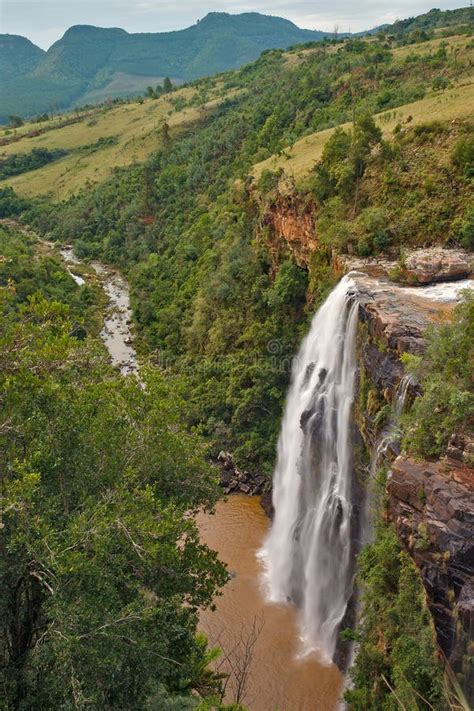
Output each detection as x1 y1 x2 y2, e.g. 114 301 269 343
261 195 317 269
388 453 473 702
349 271 473 701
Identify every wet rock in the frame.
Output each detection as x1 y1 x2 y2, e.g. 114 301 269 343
260 487 274 518
220 470 233 487
217 450 268 497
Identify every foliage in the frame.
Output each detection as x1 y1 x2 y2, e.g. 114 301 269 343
307 118 473 256
0 147 68 180
345 523 444 710
402 291 474 458
312 114 383 203
0 225 102 330
0 186 30 217
452 133 474 178
9 114 24 128
0 293 228 709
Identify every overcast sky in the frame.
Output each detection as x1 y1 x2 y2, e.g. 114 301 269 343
0 0 467 49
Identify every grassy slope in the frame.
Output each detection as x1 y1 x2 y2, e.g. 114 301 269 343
0 88 214 199
253 35 474 182
253 79 474 182
4 33 472 201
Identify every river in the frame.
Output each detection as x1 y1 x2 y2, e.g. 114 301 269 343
197 496 343 711
60 246 139 376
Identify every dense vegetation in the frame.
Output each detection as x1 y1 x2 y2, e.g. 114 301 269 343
402 292 474 458
0 225 101 329
0 228 236 709
300 117 473 254
0 147 67 180
344 522 444 710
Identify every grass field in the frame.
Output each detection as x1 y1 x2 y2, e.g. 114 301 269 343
284 32 471 68
0 86 207 200
252 77 474 183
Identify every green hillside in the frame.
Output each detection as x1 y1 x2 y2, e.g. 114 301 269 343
0 12 335 122
0 34 45 79
4 15 471 470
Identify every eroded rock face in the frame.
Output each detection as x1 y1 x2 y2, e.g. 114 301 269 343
352 276 456 355
403 248 473 285
338 247 473 285
261 195 317 269
388 455 474 702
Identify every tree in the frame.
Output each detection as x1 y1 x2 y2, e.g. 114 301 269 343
163 76 173 93
161 120 171 148
0 295 228 709
9 114 24 128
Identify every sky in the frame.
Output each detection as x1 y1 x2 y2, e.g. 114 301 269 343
0 0 467 50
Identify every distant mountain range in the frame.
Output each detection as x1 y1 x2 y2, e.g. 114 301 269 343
0 12 353 121
0 7 470 122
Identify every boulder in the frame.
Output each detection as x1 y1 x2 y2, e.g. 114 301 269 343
340 247 473 285
403 248 473 284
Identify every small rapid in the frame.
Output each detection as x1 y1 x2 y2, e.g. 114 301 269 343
60 246 139 376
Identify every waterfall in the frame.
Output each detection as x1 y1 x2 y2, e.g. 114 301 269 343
371 373 414 477
260 275 360 664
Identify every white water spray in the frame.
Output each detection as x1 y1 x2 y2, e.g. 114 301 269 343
260 275 360 663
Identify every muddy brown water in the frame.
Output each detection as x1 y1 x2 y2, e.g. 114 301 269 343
197 495 343 711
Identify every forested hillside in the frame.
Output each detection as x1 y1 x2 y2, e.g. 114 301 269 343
0 12 337 121
1 7 473 709
0 225 234 708
4 15 470 471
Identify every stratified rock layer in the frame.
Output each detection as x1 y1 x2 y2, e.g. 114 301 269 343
403 248 473 284
388 454 474 703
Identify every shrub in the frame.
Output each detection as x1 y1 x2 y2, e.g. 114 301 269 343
361 207 393 252
452 134 474 178
432 76 449 90
402 292 474 457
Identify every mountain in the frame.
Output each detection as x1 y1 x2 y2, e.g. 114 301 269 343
0 34 45 79
0 12 337 121
1 6 470 123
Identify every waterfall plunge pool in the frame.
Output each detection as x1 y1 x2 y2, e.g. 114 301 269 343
197 495 343 711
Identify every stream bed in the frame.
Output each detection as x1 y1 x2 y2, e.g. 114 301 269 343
60 246 139 376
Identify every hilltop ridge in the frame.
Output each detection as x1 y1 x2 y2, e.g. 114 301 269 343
0 12 337 121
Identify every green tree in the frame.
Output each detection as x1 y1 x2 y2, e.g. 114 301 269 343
163 77 173 93
9 114 24 128
0 294 228 709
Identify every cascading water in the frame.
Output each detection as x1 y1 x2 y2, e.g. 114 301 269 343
371 373 414 476
260 275 361 664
